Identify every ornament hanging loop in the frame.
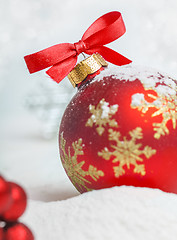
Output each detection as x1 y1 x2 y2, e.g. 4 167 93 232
81 52 86 59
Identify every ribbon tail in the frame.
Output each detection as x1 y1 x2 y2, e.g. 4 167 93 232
46 56 77 83
98 46 132 66
85 46 131 66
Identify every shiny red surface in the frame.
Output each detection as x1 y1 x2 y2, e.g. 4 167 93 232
5 222 34 240
2 183 27 222
0 177 12 215
59 74 177 194
0 227 4 240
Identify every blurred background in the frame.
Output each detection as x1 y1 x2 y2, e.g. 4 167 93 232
0 0 177 201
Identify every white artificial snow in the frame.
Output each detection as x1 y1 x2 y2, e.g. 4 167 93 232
88 99 118 120
94 65 177 94
100 100 118 119
108 104 119 115
100 100 111 119
131 93 145 107
131 93 161 109
22 186 177 240
155 85 176 96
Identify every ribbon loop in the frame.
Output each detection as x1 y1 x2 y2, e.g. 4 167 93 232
24 11 132 83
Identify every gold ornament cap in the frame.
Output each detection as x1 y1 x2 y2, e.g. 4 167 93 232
67 53 108 88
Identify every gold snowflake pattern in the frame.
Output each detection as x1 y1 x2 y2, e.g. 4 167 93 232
60 133 104 192
131 92 177 139
86 98 118 136
98 127 156 178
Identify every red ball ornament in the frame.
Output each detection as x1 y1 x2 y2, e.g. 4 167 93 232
59 63 177 194
4 222 34 240
0 177 12 215
0 227 4 240
23 11 177 194
2 183 27 222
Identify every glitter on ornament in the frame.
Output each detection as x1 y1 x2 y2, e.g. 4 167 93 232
60 133 104 192
86 98 118 136
98 127 156 177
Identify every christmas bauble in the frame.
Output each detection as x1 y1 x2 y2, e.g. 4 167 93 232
2 183 27 222
0 227 4 240
4 222 34 240
59 64 177 194
0 177 12 215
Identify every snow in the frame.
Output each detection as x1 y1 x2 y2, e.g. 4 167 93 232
1 0 177 239
22 187 177 240
131 93 145 107
100 99 118 119
131 93 162 110
155 85 176 96
100 100 112 119
94 64 177 92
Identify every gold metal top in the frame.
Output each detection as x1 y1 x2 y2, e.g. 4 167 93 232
67 53 108 88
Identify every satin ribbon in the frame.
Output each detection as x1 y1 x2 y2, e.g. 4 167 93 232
24 11 132 83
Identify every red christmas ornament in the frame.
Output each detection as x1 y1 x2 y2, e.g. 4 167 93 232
0 176 33 240
59 64 177 194
0 227 4 240
0 177 12 215
2 182 27 222
24 11 177 194
4 222 34 240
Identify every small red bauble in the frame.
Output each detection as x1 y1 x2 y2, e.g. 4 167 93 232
0 177 12 215
59 65 177 194
2 183 27 222
4 222 34 240
0 227 4 240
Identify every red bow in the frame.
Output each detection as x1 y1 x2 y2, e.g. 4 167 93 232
24 11 131 83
